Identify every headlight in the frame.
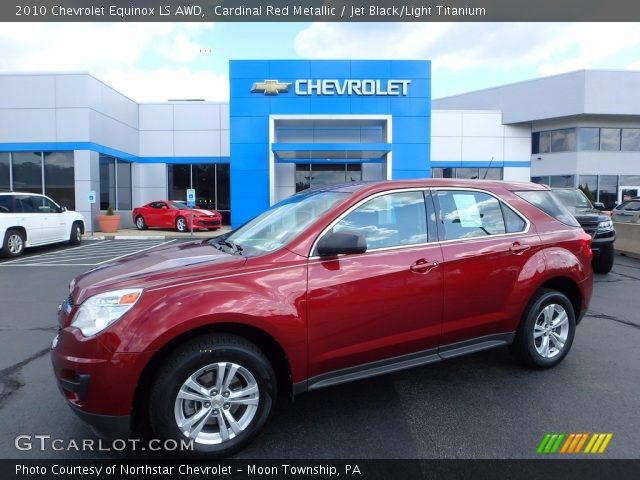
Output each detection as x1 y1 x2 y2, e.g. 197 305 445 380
597 220 614 232
71 288 143 337
69 278 75 293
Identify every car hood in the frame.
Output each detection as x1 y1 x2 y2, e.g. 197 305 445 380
187 209 218 216
571 208 609 223
71 240 245 304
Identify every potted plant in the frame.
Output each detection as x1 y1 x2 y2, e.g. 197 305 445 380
97 206 121 233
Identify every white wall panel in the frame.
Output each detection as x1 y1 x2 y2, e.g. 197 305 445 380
140 131 174 157
220 130 230 156
174 131 221 157
431 137 462 161
0 75 55 108
139 104 173 131
56 108 90 142
431 111 462 136
461 137 504 161
462 112 504 137
503 167 531 182
0 109 56 142
174 104 221 131
504 137 531 161
55 75 88 108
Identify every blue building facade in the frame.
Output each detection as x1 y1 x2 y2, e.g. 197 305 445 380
229 60 431 226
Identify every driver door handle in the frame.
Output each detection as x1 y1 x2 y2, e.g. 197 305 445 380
509 242 531 255
410 259 439 274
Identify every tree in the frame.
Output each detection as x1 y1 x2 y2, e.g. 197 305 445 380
579 184 594 203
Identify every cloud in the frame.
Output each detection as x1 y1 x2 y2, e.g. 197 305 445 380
0 22 218 100
103 67 228 102
295 22 640 76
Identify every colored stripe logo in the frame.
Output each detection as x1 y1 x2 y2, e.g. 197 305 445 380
537 433 613 454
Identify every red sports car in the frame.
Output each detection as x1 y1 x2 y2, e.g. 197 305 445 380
132 200 222 232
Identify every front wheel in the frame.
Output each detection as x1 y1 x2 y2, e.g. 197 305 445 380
135 215 147 230
592 244 614 274
1 229 25 257
510 289 576 369
69 222 82 245
176 216 187 232
149 334 277 457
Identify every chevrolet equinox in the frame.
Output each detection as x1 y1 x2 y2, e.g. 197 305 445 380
52 180 594 456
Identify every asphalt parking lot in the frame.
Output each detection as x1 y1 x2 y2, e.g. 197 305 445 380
0 240 639 459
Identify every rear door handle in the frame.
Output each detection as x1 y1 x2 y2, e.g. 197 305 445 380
410 258 439 274
509 242 531 255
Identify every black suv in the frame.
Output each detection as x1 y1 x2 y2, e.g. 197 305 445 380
551 188 615 273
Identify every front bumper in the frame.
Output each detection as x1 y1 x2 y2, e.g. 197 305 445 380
590 231 615 255
51 325 153 438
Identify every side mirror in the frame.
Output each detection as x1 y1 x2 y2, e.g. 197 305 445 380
593 202 605 211
317 232 367 257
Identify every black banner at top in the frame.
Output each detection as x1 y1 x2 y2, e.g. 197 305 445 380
3 0 640 22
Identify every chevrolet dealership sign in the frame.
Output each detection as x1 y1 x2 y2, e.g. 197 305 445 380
252 79 411 96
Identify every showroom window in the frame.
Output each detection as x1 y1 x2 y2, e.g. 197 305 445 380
99 155 132 211
0 153 10 191
431 167 503 180
332 191 427 249
44 151 75 210
0 151 74 209
295 163 362 192
600 128 621 151
621 129 640 151
578 128 600 151
168 163 230 224
533 129 577 153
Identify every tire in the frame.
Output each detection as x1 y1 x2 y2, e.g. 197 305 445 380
149 334 277 457
176 216 187 232
1 229 25 258
135 215 147 231
592 244 614 274
69 222 82 245
510 288 576 369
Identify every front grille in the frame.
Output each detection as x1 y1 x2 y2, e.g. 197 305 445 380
198 219 221 226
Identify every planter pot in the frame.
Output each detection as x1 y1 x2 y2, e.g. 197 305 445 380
97 214 121 233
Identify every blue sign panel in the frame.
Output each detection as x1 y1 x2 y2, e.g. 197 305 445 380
229 60 431 227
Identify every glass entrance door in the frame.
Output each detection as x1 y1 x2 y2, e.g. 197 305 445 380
295 164 362 192
619 186 640 204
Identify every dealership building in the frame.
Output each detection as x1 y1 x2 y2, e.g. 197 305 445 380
0 61 638 229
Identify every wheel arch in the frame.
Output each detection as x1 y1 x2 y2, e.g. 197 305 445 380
5 226 27 242
536 276 583 324
131 322 293 433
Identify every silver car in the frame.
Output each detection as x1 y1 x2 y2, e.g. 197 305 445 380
612 199 640 223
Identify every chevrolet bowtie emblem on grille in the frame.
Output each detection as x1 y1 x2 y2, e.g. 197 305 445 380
251 80 292 95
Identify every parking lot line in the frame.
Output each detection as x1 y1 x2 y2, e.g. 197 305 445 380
0 239 176 267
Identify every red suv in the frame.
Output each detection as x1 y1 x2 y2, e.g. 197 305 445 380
51 180 593 456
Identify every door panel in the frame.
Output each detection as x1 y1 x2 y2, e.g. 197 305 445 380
15 196 43 245
307 190 443 378
433 189 541 345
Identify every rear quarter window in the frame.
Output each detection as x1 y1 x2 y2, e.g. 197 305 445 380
0 196 14 213
515 190 580 227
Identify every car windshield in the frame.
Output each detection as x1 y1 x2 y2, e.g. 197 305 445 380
552 189 592 211
221 190 349 256
170 201 188 209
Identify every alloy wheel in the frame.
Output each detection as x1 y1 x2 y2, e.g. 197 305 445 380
177 218 187 231
533 303 569 359
174 362 260 444
8 234 23 255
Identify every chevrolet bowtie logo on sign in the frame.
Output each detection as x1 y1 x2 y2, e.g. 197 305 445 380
537 432 613 454
251 80 292 95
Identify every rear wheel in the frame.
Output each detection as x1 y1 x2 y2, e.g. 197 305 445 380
592 244 614 274
510 288 576 369
135 215 147 230
149 334 276 457
69 222 82 245
176 216 187 232
1 229 25 258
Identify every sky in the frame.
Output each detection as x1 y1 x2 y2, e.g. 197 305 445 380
0 22 639 102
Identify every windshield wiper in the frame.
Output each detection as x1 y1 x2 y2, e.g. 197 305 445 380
210 238 244 255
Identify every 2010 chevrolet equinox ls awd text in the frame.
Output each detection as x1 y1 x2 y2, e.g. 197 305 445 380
51 180 594 456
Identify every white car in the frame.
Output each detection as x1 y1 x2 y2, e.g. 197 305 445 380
0 192 85 257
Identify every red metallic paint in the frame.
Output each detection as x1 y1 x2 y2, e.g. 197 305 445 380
132 201 222 231
52 180 594 425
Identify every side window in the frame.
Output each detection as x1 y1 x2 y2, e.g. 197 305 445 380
33 196 59 213
331 191 428 249
0 196 14 213
18 196 37 213
435 190 508 240
501 203 527 233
